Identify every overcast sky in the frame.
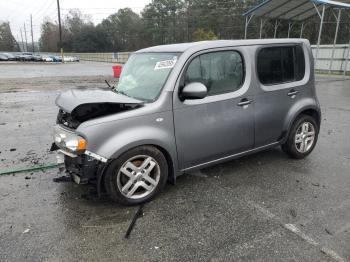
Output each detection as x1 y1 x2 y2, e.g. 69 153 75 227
1 0 152 42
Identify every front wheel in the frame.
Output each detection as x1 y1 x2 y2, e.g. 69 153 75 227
282 115 319 159
104 146 168 205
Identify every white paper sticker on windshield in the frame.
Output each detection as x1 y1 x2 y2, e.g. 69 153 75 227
154 57 177 70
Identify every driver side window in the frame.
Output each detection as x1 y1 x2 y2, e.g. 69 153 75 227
184 51 244 96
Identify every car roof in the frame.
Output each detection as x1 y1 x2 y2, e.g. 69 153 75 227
136 38 310 53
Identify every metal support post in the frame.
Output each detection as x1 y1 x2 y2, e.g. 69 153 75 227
287 21 293 38
344 33 350 76
259 19 264 39
329 9 342 75
274 20 280 38
315 4 326 70
244 14 254 39
300 22 305 38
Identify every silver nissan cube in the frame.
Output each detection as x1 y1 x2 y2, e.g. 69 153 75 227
51 39 321 205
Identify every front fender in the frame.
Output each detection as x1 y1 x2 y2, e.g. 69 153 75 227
107 126 177 161
104 126 179 183
78 110 179 178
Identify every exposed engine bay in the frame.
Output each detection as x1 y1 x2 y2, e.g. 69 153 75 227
57 102 140 129
54 87 143 129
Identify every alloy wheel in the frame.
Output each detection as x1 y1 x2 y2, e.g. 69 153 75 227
294 121 316 153
116 155 161 199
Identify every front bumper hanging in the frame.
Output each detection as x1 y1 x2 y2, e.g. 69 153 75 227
50 143 102 184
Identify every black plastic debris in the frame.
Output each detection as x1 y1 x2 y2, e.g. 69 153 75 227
125 204 144 239
53 176 72 183
325 228 333 235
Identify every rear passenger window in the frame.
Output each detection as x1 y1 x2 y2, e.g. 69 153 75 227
281 47 294 82
257 46 305 85
184 51 244 96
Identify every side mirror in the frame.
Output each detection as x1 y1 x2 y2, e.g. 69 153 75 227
181 82 207 100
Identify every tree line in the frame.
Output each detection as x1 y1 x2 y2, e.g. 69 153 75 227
1 0 350 52
38 0 254 52
0 22 20 51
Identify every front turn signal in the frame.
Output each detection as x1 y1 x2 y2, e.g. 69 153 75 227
77 138 87 151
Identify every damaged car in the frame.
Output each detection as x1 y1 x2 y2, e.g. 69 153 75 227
52 39 321 205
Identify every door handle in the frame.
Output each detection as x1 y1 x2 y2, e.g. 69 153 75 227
287 90 299 97
237 99 252 107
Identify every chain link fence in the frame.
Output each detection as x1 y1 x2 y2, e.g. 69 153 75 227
60 52 132 64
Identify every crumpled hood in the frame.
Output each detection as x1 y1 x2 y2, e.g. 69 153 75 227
55 87 142 113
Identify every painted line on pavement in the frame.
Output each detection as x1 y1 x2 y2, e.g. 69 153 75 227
246 201 347 262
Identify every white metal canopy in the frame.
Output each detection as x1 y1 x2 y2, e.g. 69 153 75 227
243 0 350 21
243 0 350 75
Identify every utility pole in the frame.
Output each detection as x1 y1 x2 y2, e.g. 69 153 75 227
57 0 63 62
20 28 25 52
16 35 21 51
23 22 28 52
30 14 35 53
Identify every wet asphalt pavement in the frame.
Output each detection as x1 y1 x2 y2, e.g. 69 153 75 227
0 63 350 261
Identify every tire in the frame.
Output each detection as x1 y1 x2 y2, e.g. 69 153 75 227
282 114 319 159
104 146 168 205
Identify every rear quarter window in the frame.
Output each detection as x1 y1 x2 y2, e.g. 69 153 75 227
257 45 305 85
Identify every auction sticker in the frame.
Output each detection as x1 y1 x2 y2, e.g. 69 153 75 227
154 58 177 70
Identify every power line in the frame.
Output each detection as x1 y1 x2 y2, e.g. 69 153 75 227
42 8 61 22
32 0 56 21
60 7 145 10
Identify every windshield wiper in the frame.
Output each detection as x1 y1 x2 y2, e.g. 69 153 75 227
114 89 147 103
114 89 130 97
105 80 115 89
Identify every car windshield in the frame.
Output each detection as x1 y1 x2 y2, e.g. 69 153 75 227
115 52 180 102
